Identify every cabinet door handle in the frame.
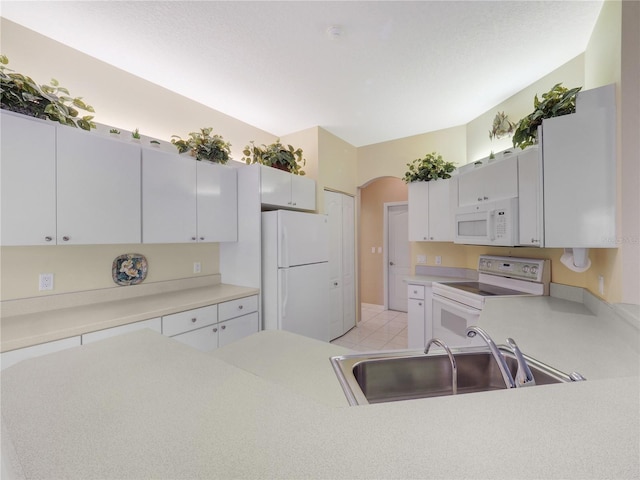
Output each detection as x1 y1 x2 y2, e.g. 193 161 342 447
292 202 297 206
429 236 434 240
221 325 226 330
334 282 338 286
62 236 70 242
45 236 53 242
191 236 197 241
483 196 489 200
213 327 218 333
418 302 423 306
477 197 483 202
389 261 394 266
238 305 243 310
199 236 205 241
191 317 197 323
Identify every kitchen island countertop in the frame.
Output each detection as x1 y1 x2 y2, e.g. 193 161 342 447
2 304 639 479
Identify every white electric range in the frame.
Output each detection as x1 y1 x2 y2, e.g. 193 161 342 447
431 255 550 348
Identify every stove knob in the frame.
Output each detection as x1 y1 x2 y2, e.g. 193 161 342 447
531 266 538 275
523 265 530 274
486 261 492 268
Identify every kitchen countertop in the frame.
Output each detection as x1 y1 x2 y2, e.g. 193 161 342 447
0 282 259 352
2 326 638 479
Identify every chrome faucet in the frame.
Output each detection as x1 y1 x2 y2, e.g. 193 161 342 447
424 338 458 395
506 337 536 387
465 326 517 389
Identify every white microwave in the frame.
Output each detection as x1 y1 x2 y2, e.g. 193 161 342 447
454 197 519 246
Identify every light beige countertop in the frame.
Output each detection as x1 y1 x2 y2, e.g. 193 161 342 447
2 328 638 479
479 294 640 380
0 279 259 352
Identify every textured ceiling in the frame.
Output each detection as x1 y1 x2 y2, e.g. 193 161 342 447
1 1 603 147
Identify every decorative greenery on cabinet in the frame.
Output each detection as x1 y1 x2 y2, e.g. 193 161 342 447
512 83 582 150
242 139 306 175
0 55 96 130
403 152 455 183
171 127 231 163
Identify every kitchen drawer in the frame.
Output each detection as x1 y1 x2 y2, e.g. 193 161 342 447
170 324 219 352
162 305 217 337
407 284 425 300
218 295 258 322
82 318 161 344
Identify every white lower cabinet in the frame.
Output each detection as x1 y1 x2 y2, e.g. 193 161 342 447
1 336 81 371
82 318 162 344
407 284 433 349
218 312 259 348
163 295 259 352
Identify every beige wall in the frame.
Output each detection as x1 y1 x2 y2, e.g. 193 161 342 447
357 126 467 187
359 178 407 305
465 55 585 163
618 0 640 304
1 244 219 299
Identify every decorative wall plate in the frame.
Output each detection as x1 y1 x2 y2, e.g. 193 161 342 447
112 254 148 286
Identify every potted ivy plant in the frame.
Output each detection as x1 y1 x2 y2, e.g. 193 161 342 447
402 152 455 183
0 55 96 130
512 83 582 150
171 127 231 163
242 139 306 175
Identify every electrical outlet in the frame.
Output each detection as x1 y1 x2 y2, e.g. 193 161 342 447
39 273 54 291
435 256 442 265
193 262 201 274
417 255 427 264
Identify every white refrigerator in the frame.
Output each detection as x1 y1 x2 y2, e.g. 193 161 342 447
262 210 330 342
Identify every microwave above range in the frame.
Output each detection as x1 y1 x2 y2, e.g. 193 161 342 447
454 197 519 246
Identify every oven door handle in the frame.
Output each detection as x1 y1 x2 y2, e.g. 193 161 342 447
433 295 482 316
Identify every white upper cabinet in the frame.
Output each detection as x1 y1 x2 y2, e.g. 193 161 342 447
517 147 543 246
142 150 238 244
408 179 453 242
1 111 140 246
196 162 238 242
56 126 141 244
259 165 316 211
142 149 197 243
1 111 57 246
542 84 616 248
457 155 518 207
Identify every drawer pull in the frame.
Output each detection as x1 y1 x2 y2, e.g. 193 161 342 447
238 305 243 310
191 318 197 323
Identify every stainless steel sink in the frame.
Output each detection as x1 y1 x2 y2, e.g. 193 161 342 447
331 347 579 406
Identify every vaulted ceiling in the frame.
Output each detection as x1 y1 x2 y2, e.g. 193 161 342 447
1 1 604 146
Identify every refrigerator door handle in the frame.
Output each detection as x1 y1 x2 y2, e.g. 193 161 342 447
280 269 288 321
280 225 289 268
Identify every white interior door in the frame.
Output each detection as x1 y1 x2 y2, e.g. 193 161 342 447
342 195 356 331
387 204 409 312
325 191 344 340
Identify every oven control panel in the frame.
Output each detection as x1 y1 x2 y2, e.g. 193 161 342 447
477 255 547 282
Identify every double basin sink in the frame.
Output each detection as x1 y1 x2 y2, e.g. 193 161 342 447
331 346 581 406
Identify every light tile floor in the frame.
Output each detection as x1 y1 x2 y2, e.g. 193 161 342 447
330 303 408 351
